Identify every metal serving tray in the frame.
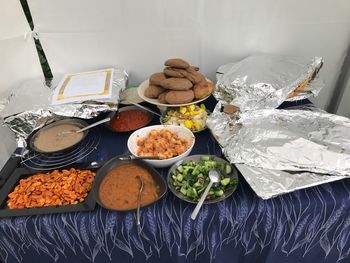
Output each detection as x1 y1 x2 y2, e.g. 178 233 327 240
0 162 101 218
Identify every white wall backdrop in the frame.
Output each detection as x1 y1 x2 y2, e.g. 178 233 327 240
28 0 350 110
337 80 350 117
0 0 42 169
0 0 42 94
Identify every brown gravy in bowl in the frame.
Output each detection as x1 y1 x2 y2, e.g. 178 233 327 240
98 164 159 210
33 123 84 152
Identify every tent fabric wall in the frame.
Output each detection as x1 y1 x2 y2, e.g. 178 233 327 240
337 80 350 117
0 0 43 169
28 0 350 110
0 0 42 94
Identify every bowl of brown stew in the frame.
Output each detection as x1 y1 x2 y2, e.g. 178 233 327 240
92 155 167 211
29 119 89 153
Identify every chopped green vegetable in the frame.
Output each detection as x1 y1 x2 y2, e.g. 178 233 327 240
215 190 224 197
170 156 237 202
176 174 183 182
193 182 202 188
221 178 230 186
180 186 187 196
225 165 232 174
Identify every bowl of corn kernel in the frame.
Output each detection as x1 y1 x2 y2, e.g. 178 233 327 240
160 104 209 133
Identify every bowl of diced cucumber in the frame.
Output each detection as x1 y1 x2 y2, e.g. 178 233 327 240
167 155 239 204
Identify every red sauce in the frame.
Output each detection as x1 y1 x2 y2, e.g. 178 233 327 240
110 110 149 131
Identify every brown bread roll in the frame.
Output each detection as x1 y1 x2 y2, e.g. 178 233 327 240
185 67 205 84
223 104 240 114
149 72 167 86
164 67 203 85
160 78 193 91
164 58 190 69
144 85 165 98
165 90 195 104
163 67 187 78
158 91 169 104
193 80 214 99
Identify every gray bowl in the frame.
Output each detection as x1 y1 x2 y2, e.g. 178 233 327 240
167 155 239 204
29 119 89 154
93 155 167 212
106 105 154 132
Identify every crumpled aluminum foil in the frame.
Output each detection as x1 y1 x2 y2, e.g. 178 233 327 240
284 77 324 101
234 164 346 199
207 102 350 199
209 104 350 176
0 67 128 144
215 55 323 111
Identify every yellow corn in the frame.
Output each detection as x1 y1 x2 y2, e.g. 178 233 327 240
179 107 187 114
188 104 195 112
184 120 193 129
194 122 201 130
197 108 204 114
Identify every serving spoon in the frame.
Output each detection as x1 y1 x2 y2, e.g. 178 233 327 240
118 155 160 161
124 100 162 117
58 117 111 136
191 170 220 220
136 176 144 226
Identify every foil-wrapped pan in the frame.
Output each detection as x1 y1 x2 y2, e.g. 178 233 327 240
215 55 323 111
209 104 350 176
234 164 346 199
207 103 350 199
0 67 128 144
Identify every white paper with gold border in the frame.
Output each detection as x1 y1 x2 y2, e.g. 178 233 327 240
52 68 114 105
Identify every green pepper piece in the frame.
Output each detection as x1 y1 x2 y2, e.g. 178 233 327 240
215 190 224 197
180 187 187 196
177 165 184 173
176 174 183 182
220 178 231 186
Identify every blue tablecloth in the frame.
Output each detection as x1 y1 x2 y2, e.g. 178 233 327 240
1 97 350 263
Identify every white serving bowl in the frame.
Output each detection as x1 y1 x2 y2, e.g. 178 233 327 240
127 125 195 168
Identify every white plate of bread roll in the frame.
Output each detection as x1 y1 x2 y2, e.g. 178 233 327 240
138 58 215 107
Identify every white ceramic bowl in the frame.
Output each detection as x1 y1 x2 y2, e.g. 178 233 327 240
127 125 195 168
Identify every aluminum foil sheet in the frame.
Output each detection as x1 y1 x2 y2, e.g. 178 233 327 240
215 55 323 111
0 67 127 144
207 103 350 199
210 106 350 176
234 164 346 199
284 77 324 101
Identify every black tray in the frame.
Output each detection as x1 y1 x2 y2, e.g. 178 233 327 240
0 162 102 218
0 156 21 188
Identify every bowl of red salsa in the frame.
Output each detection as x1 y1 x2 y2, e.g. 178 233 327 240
107 105 154 132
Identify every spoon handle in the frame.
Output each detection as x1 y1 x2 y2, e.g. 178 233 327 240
77 117 111 133
126 100 162 117
191 181 213 220
118 155 160 161
136 176 144 226
137 195 141 225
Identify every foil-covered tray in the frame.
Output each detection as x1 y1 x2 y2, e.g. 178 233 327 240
214 55 323 111
207 102 350 199
0 67 127 146
234 164 345 199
